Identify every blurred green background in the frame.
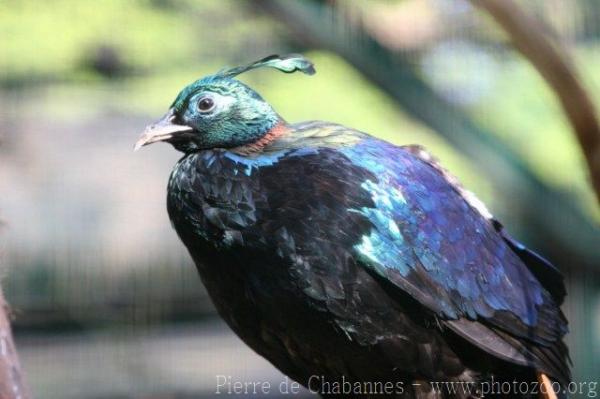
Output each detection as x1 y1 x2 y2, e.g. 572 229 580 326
0 0 598 398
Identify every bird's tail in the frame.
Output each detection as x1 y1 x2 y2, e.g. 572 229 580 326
537 372 567 399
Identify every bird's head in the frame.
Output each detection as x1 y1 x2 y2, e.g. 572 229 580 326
135 54 315 153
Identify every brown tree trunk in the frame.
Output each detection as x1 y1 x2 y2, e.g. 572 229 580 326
0 289 29 399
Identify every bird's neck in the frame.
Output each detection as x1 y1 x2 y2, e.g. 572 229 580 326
231 120 291 155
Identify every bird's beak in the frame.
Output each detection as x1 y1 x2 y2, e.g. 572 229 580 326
134 109 194 151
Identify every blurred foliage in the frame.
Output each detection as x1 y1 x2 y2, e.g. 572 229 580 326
470 46 600 219
1 0 598 219
0 0 281 84
1 1 599 396
1 0 598 323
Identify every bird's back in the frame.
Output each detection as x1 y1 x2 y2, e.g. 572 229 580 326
166 121 570 397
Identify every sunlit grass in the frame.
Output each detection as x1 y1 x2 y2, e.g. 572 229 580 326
1 0 597 219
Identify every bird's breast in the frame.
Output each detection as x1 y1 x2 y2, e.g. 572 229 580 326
167 150 270 250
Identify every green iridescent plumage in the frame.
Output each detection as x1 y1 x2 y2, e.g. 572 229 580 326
171 54 314 112
216 53 316 78
137 54 315 152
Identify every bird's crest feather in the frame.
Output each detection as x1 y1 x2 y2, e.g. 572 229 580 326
216 54 316 78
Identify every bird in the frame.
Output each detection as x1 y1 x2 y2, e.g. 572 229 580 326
135 54 570 398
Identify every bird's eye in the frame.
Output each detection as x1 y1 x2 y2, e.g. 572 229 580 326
197 97 215 112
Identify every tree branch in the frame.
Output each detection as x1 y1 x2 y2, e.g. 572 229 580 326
0 289 29 399
470 0 600 204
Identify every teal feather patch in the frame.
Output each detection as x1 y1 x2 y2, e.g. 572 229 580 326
218 54 316 78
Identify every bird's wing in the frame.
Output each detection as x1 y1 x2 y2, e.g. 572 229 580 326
403 144 567 305
339 139 570 382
